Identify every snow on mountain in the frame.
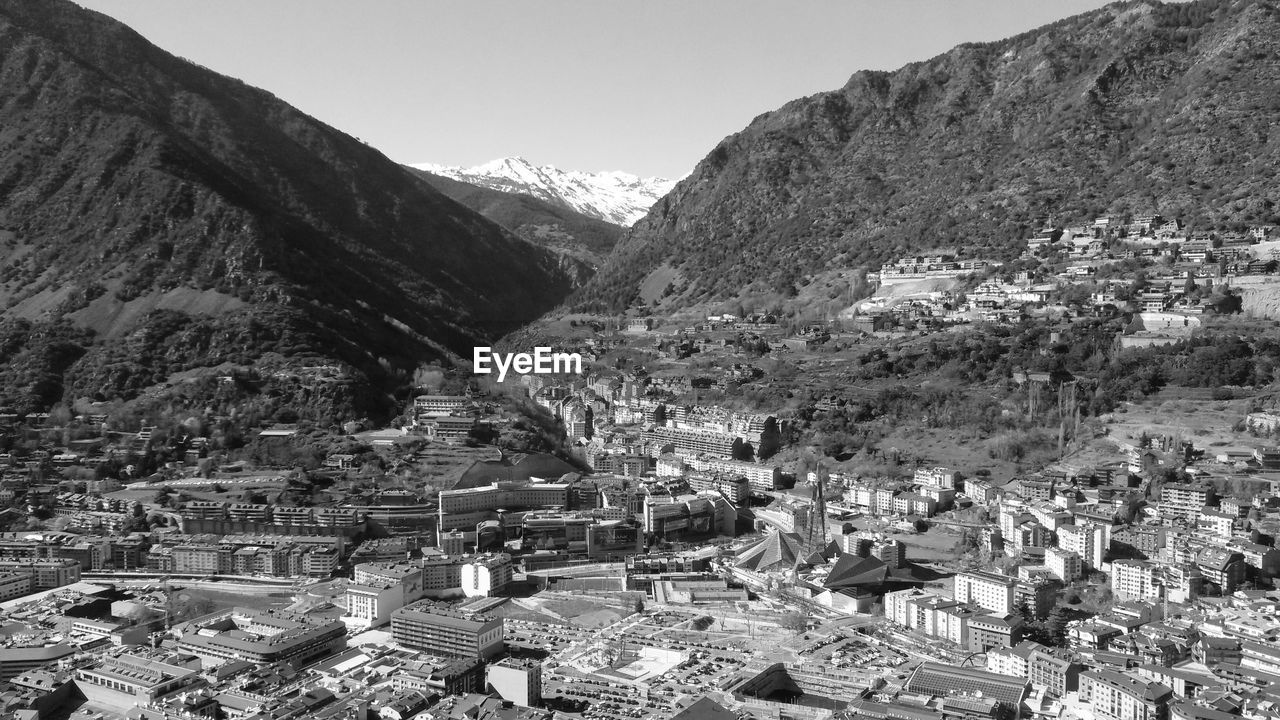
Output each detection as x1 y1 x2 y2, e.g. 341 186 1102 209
411 157 676 226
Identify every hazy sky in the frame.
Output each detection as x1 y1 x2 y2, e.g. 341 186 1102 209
75 0 1120 179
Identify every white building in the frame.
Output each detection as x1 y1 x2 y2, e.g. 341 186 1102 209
1058 523 1107 570
1045 547 1083 584
954 571 1017 615
344 562 425 629
1111 560 1161 602
461 554 513 598
914 467 958 489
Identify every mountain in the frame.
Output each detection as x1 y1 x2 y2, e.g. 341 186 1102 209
566 0 1280 315
412 157 676 227
406 167 621 277
0 0 574 419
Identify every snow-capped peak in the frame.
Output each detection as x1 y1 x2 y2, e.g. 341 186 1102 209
411 156 677 226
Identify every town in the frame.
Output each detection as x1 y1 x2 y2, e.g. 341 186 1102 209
1 212 1280 720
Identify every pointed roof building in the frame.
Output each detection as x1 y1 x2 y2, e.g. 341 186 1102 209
735 531 806 572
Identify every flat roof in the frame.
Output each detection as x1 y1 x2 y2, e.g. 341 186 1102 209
906 662 1028 707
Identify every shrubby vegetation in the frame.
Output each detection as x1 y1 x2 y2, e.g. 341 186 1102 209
790 317 1280 457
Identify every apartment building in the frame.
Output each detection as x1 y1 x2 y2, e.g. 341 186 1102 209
1079 669 1172 720
1045 547 1083 583
1058 523 1108 570
954 571 1017 615
1111 560 1162 602
391 602 504 660
437 480 572 534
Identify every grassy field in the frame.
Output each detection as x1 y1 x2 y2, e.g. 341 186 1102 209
493 599 574 626
862 425 1039 482
169 586 296 621
513 590 644 629
843 517 968 564
1103 396 1257 449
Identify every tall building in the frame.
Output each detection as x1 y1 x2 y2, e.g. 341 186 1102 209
642 492 735 540
1016 578 1058 621
914 467 958 489
686 473 751 504
1159 483 1215 523
1028 648 1079 698
439 530 467 556
344 562 425 628
413 395 468 418
391 602 504 660
486 657 542 707
1110 526 1165 560
955 571 1017 615
686 456 781 493
642 426 741 459
437 480 573 536
1194 548 1246 595
420 551 465 597
1111 560 1161 602
1079 669 1172 720
0 572 33 601
460 554 513 598
968 613 1023 652
1058 523 1108 570
841 533 906 569
1045 547 1083 583
884 588 962 636
0 558 80 590
1242 641 1280 676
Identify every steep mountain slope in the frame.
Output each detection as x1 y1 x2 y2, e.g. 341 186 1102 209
406 167 620 277
568 0 1280 314
0 0 573 417
413 157 675 226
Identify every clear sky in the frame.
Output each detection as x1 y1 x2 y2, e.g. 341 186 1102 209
74 0 1121 179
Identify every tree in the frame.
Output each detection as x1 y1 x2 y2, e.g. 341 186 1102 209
1016 598 1035 624
1045 605 1069 646
48 404 72 427
413 363 454 391
779 613 809 634
652 404 667 425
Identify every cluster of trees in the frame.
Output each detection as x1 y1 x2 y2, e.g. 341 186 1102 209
794 315 1280 462
1018 600 1070 647
804 385 1010 457
1092 333 1280 412
0 319 91 413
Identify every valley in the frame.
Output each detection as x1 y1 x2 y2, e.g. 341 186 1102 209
3 1 1280 719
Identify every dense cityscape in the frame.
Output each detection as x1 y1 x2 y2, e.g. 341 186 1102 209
0 209 1277 720
4 0 1280 718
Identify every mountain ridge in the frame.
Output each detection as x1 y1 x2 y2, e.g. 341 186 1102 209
413 156 676 226
563 0 1280 315
406 166 621 278
0 0 574 418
